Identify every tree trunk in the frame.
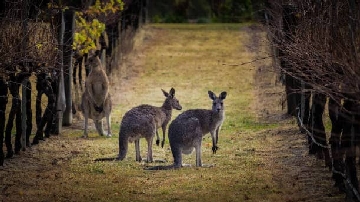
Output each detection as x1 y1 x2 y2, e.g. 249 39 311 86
21 0 29 151
145 0 149 23
298 81 311 132
284 75 301 116
281 5 301 117
36 73 45 128
32 76 56 145
308 93 330 167
341 99 360 198
21 78 28 151
329 97 345 189
5 73 22 157
0 78 8 166
25 79 32 147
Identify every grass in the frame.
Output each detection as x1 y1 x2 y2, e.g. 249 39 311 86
150 23 254 30
1 23 294 202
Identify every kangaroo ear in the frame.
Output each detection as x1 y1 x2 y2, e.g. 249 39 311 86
162 89 169 97
219 91 227 100
208 91 216 100
169 88 175 97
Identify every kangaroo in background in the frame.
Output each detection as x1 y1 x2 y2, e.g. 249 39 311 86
95 88 182 162
81 55 112 138
145 90 227 170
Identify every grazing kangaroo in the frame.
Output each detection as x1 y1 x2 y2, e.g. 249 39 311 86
145 90 227 170
81 55 112 138
95 88 182 162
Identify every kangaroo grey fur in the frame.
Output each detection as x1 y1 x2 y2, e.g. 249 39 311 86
81 56 112 138
95 88 182 162
145 90 227 170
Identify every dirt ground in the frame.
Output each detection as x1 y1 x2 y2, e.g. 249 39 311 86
0 24 348 202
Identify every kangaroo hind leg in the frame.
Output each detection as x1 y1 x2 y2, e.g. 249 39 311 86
135 139 142 162
104 95 112 137
105 114 112 137
155 131 160 146
170 144 183 168
145 120 157 163
94 119 106 136
82 99 90 138
145 136 154 163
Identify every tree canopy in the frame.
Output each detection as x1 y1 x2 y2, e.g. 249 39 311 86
148 0 262 23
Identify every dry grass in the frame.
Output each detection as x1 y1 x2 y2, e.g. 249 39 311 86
0 24 345 202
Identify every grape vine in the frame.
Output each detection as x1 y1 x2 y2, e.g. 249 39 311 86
73 0 124 55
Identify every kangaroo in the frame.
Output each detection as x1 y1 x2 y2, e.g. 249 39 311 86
81 55 112 138
145 90 227 170
95 88 182 162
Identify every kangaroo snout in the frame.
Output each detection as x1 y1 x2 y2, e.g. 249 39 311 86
172 100 182 110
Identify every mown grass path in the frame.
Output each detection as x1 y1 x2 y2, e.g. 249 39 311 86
0 24 344 202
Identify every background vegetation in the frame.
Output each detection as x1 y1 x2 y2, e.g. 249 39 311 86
148 0 264 23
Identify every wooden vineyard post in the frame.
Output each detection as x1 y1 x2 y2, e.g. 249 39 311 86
62 9 75 126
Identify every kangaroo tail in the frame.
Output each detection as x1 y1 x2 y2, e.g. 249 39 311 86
144 165 179 170
94 157 120 162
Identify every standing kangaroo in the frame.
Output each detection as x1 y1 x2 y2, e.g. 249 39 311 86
81 56 112 138
145 90 227 170
95 88 182 162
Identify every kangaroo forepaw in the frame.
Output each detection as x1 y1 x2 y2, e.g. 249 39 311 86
156 139 160 146
161 140 165 148
94 104 103 113
212 146 219 154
